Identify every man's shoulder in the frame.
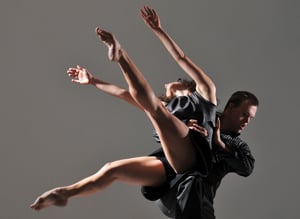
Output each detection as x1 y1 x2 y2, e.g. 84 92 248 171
220 133 248 149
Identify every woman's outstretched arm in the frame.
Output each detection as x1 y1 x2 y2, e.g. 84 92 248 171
140 6 217 105
67 65 143 110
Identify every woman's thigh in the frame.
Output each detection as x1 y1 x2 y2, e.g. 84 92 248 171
104 156 167 187
146 107 197 173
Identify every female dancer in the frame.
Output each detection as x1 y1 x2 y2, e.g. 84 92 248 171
30 6 217 210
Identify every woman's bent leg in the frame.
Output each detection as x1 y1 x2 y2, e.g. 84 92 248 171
30 156 166 210
97 29 198 173
118 52 198 173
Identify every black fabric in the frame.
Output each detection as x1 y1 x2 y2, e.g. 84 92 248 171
153 91 217 150
142 149 176 201
189 129 213 177
205 133 255 199
157 173 215 219
142 132 255 219
141 128 214 202
151 91 216 178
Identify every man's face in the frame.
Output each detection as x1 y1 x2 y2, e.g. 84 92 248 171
223 99 257 133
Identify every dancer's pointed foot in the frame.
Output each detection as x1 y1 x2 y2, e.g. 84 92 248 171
95 27 122 62
30 188 68 211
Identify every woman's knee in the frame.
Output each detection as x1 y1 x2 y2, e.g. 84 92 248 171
132 92 162 115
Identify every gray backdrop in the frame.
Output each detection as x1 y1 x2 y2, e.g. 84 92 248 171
1 0 299 218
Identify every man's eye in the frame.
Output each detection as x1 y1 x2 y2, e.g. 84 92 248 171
242 112 249 117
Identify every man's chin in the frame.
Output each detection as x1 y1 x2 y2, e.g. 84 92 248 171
236 127 243 133
238 126 246 133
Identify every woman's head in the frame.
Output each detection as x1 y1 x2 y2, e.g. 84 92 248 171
160 78 196 103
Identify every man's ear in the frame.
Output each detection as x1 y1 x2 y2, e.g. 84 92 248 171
223 102 235 115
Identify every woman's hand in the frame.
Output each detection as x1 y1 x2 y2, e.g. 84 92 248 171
187 119 208 137
67 65 93 85
140 6 161 30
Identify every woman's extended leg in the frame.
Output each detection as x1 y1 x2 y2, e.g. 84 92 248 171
30 156 166 210
96 28 197 173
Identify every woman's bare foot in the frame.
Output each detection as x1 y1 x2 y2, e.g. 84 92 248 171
95 27 122 61
30 188 68 211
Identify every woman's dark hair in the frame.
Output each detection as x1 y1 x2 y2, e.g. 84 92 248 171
177 78 196 92
224 91 259 110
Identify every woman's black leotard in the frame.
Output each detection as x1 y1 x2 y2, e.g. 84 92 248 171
142 91 217 201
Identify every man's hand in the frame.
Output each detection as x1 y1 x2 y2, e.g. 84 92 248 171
214 117 226 149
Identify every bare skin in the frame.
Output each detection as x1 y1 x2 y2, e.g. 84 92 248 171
92 7 216 173
30 157 167 210
68 24 216 174
220 100 257 134
30 126 208 211
30 6 217 211
140 6 217 104
30 98 257 211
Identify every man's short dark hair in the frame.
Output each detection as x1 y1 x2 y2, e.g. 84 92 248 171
224 91 259 110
